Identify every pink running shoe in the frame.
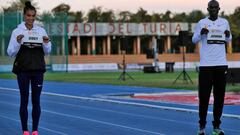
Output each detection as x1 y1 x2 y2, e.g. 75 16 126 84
23 131 30 135
32 131 38 135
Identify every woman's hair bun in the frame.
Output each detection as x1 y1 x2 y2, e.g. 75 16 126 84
25 1 32 7
23 1 36 14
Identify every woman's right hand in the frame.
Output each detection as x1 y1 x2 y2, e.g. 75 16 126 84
16 34 24 43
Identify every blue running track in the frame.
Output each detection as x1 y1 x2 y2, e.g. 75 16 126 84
0 79 239 135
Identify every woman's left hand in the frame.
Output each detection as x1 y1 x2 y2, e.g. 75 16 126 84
43 36 50 44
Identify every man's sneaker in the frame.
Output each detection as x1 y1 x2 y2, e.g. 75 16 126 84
197 128 206 135
32 131 38 135
23 131 30 135
212 128 225 135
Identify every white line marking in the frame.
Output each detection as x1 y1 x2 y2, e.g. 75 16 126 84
43 100 197 126
133 91 198 96
43 109 165 135
1 99 239 133
0 100 165 135
0 114 67 135
0 87 239 119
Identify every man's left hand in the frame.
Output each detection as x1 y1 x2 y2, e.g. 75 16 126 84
224 30 230 38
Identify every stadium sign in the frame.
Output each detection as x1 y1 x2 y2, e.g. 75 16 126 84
46 22 191 36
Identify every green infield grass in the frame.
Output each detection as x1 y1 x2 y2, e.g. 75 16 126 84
0 71 239 92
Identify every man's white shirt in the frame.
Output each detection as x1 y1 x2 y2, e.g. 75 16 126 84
192 17 232 66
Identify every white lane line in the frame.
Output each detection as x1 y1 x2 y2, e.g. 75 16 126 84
43 109 165 135
43 100 197 126
0 114 68 135
0 100 165 135
0 98 198 129
1 100 239 134
0 87 239 119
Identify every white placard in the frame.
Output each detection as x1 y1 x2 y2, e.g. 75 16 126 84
21 31 43 44
207 31 226 44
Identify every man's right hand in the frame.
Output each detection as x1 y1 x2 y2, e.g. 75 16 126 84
16 35 24 43
200 28 209 35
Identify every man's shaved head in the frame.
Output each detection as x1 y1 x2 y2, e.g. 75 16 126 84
207 0 220 20
208 0 219 8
